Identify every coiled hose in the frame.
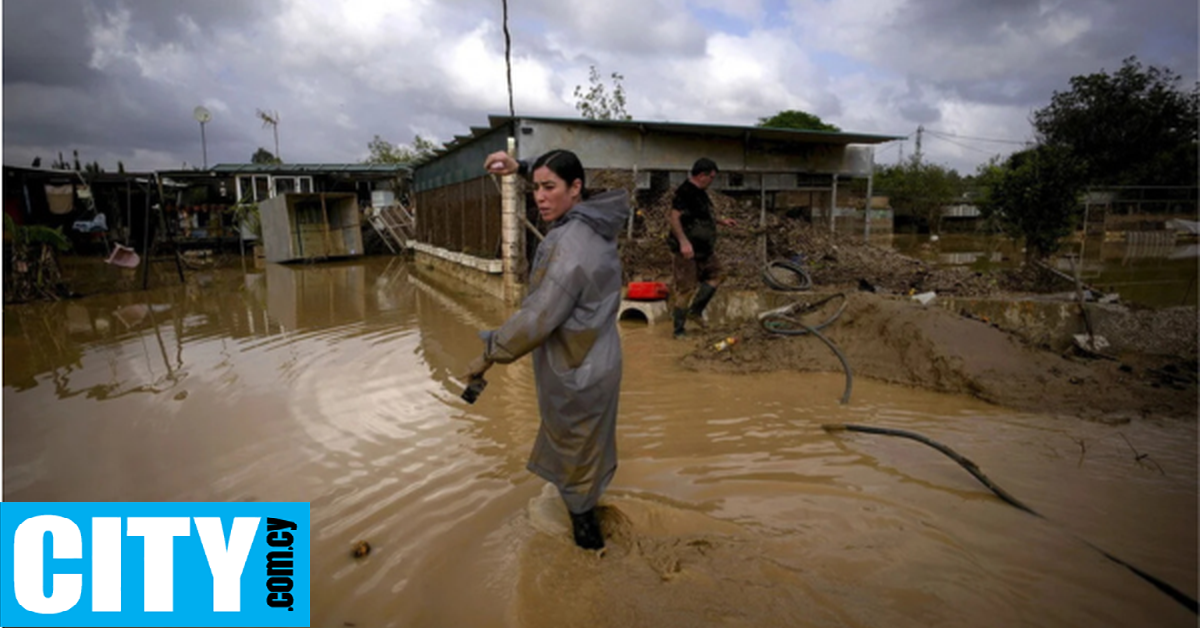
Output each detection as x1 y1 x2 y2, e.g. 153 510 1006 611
759 293 853 404
822 423 1198 615
762 259 812 291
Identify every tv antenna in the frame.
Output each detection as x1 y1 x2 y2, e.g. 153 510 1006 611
193 106 212 169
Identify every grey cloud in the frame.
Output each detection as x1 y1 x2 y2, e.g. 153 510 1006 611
521 0 708 57
893 0 1196 105
3 1 100 87
87 0 282 46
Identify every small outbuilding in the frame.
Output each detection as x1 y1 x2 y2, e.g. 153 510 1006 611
259 192 363 263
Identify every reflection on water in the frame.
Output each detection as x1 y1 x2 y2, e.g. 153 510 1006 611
892 233 1199 307
4 257 1196 627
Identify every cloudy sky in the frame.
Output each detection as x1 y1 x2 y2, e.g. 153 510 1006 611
3 0 1197 175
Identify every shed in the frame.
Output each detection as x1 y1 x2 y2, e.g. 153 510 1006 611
408 114 903 302
259 192 363 263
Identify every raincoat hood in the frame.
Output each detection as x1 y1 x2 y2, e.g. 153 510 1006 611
557 189 630 241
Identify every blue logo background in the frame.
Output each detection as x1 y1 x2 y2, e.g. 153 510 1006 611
0 502 310 627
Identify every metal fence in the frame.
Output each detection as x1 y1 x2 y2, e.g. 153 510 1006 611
413 176 503 259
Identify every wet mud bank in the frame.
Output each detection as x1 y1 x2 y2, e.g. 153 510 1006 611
680 291 1198 422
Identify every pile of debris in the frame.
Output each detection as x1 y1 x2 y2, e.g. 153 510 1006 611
618 189 1047 298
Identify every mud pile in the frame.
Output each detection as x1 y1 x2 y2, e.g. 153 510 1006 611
679 291 1198 421
619 190 1044 297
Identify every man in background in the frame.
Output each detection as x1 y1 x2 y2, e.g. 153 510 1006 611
667 157 737 337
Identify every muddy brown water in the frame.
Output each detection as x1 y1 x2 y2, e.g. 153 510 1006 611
3 257 1196 627
891 233 1199 309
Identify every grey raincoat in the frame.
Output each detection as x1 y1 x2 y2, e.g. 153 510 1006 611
481 189 630 514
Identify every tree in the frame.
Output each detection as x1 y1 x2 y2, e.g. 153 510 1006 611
757 110 840 132
573 65 632 121
874 156 960 233
364 134 439 164
1032 57 1198 186
3 212 71 302
978 145 1085 260
251 148 280 164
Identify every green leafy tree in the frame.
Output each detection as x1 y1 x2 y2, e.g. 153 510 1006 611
3 213 72 302
875 156 961 233
251 148 280 164
364 134 439 164
757 110 840 132
978 145 1085 260
1033 57 1198 186
573 65 632 121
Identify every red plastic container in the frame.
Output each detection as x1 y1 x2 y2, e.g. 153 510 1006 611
626 281 669 301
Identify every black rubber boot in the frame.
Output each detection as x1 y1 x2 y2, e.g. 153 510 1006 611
688 283 717 327
569 508 605 550
672 308 687 338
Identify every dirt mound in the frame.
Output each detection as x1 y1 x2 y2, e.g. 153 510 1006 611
680 292 1197 421
619 191 1048 297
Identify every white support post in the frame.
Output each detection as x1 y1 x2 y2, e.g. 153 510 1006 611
501 136 522 305
863 148 875 241
829 174 838 234
759 185 767 263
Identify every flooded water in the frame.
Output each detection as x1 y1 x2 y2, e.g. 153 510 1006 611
4 257 1197 627
891 233 1199 308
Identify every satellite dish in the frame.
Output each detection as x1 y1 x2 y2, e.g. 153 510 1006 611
193 106 212 123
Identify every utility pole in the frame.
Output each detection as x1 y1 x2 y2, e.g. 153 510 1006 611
915 125 924 163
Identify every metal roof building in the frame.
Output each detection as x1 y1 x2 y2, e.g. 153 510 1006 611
408 114 903 303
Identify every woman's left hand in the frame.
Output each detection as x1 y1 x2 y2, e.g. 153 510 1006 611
484 152 519 176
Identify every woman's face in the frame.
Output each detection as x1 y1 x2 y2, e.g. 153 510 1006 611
532 166 582 223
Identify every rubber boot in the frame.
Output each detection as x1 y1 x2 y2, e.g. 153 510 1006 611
569 508 605 550
672 308 687 338
688 283 717 328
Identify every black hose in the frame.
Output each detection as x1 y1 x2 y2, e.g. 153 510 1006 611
758 293 847 335
760 294 852 404
822 423 1199 615
762 259 812 291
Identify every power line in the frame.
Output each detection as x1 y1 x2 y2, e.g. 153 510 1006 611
924 132 1001 156
924 128 1029 145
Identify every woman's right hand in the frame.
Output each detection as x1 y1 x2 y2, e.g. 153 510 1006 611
484 151 518 175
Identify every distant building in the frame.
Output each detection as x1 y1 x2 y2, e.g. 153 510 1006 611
409 114 901 301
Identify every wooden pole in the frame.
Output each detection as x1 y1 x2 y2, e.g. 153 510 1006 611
152 173 185 284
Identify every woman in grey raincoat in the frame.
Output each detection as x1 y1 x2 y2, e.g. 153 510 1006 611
465 148 629 551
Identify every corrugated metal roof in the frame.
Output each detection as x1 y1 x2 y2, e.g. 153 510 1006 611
416 114 903 166
485 115 903 145
209 163 410 174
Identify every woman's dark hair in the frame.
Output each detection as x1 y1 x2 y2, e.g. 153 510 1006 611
532 149 586 195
